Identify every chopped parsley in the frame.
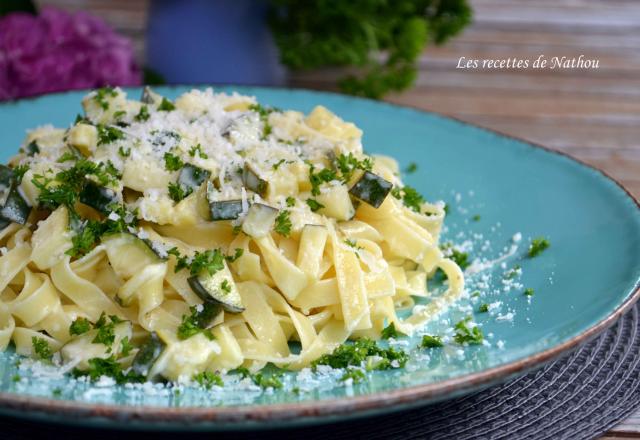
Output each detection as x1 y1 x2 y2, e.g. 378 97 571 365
478 303 489 313
92 313 123 349
112 110 126 121
69 317 91 336
312 338 408 371
189 144 208 159
528 237 550 258
12 374 21 382
171 248 226 276
58 149 82 163
32 337 52 361
157 97 176 111
135 105 150 122
120 336 133 357
420 335 444 348
285 196 296 207
524 288 535 297
168 182 189 202
440 242 470 270
12 164 29 184
93 87 117 110
274 210 292 237
118 146 131 157
381 322 405 339
32 159 120 222
193 371 223 388
235 367 283 389
405 162 418 174
221 279 231 293
306 198 324 212
65 206 138 258
225 248 244 263
453 317 484 345
504 265 521 279
52 388 62 397
471 290 481 298
163 152 184 171
391 185 425 212
96 124 125 146
340 368 365 384
344 238 363 250
308 164 337 195
248 103 278 140
334 152 372 182
72 356 144 384
177 304 219 341
472 214 481 221
272 158 287 170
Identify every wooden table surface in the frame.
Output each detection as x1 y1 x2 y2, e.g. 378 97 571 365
32 0 640 437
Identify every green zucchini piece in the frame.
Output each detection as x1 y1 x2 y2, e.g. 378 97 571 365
242 164 267 196
0 165 13 206
191 301 223 329
241 203 278 238
209 200 243 221
187 264 244 313
178 164 210 194
23 141 40 157
140 86 157 104
0 188 30 225
206 181 244 221
349 171 393 208
79 180 118 214
101 232 166 279
131 331 165 377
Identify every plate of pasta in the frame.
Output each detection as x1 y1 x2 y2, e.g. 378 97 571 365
0 86 638 429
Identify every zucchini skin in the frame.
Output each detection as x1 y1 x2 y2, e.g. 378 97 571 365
242 164 267 196
187 276 245 313
191 301 223 329
0 165 13 206
349 171 393 208
140 86 155 104
0 189 30 225
131 332 165 377
209 200 243 221
0 165 30 225
178 164 210 193
79 181 118 214
24 141 40 157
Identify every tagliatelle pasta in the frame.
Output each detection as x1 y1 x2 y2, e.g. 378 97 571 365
0 87 463 383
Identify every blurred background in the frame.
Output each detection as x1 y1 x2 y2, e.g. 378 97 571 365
1 0 639 196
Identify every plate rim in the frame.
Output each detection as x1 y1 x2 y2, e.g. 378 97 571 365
0 85 639 427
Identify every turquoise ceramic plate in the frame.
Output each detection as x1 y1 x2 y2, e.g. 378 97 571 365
0 86 639 430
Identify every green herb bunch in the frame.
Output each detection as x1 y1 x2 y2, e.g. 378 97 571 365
268 0 472 98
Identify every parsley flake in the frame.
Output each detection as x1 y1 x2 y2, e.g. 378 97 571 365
306 198 324 212
163 152 184 171
381 322 405 339
274 210 292 237
420 335 444 348
193 371 223 388
157 97 176 111
528 237 550 258
453 317 484 345
32 337 52 361
69 317 91 336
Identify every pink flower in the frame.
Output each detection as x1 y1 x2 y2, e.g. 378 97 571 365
0 6 141 100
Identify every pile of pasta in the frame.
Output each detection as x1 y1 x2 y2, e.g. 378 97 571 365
0 88 464 381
